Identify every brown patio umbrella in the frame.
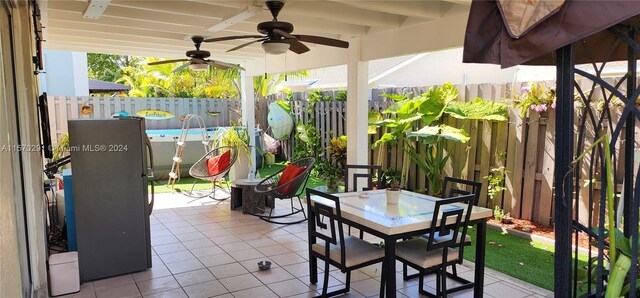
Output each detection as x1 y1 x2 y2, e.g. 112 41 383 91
463 0 640 68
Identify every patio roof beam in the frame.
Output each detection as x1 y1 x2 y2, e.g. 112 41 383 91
48 0 351 39
46 39 259 62
108 0 369 37
82 0 110 19
282 2 404 28
187 0 255 10
48 10 237 40
45 44 185 61
47 1 257 36
331 1 447 20
44 25 265 56
206 5 263 32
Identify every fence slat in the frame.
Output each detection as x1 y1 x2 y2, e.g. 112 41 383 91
478 121 492 207
465 85 479 185
521 111 540 220
494 121 509 209
538 110 556 226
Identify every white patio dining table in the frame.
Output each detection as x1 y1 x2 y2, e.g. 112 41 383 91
307 189 493 298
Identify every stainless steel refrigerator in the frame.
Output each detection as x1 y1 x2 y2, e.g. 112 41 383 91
68 117 154 281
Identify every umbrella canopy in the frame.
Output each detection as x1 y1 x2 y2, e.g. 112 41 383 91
463 0 640 68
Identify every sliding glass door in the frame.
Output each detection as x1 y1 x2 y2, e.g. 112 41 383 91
0 1 32 296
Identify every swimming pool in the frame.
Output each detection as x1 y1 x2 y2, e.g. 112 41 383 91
146 127 263 179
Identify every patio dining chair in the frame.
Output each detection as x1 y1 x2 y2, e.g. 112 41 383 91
306 188 386 297
406 176 482 280
344 164 384 192
343 164 384 238
442 176 482 205
396 194 476 298
186 146 238 201
254 157 315 225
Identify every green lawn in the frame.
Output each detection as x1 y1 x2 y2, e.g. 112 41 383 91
464 226 588 291
152 162 324 194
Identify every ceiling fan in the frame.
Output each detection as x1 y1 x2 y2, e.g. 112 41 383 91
147 36 244 72
203 1 349 55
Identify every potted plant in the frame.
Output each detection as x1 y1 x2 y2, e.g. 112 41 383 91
219 125 252 181
316 160 342 192
383 169 402 204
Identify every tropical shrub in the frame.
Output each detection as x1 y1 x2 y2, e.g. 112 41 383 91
511 82 556 116
370 83 508 195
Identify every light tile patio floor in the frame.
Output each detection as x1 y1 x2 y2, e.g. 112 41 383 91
61 191 553 298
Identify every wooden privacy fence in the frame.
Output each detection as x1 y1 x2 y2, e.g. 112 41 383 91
49 80 637 226
266 80 637 226
47 96 241 144
259 91 348 161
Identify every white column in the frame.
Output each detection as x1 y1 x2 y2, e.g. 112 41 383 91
346 38 369 168
240 71 257 178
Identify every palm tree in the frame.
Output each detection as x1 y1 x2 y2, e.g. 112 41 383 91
253 71 309 100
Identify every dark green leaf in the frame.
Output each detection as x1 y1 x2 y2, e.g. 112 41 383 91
368 111 383 134
407 124 470 144
372 133 396 148
380 93 408 102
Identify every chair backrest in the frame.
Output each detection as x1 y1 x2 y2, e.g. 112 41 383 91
189 146 238 178
344 164 383 192
442 176 482 205
255 157 315 198
306 188 347 265
425 194 475 252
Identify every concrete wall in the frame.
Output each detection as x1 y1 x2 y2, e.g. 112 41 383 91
41 50 89 96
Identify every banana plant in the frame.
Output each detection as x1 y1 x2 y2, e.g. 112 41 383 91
370 83 508 195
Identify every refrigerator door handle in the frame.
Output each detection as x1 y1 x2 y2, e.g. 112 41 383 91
145 135 154 215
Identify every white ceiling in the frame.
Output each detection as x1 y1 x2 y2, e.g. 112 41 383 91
41 0 472 75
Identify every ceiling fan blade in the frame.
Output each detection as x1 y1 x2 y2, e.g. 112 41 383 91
294 35 349 48
284 39 310 54
273 29 295 39
172 63 191 73
226 39 265 52
203 35 264 43
148 59 188 65
207 60 245 71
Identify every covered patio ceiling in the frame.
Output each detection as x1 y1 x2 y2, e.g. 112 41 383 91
41 0 471 75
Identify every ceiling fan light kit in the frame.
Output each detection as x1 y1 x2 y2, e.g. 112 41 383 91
189 63 209 71
203 1 349 55
146 36 244 72
262 40 290 55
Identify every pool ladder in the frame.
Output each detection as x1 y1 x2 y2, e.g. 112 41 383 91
167 114 211 190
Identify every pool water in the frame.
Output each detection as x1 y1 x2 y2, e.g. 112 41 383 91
146 127 219 137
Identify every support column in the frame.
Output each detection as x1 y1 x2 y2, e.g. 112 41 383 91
624 28 638 295
554 44 574 298
241 71 256 178
346 38 369 171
